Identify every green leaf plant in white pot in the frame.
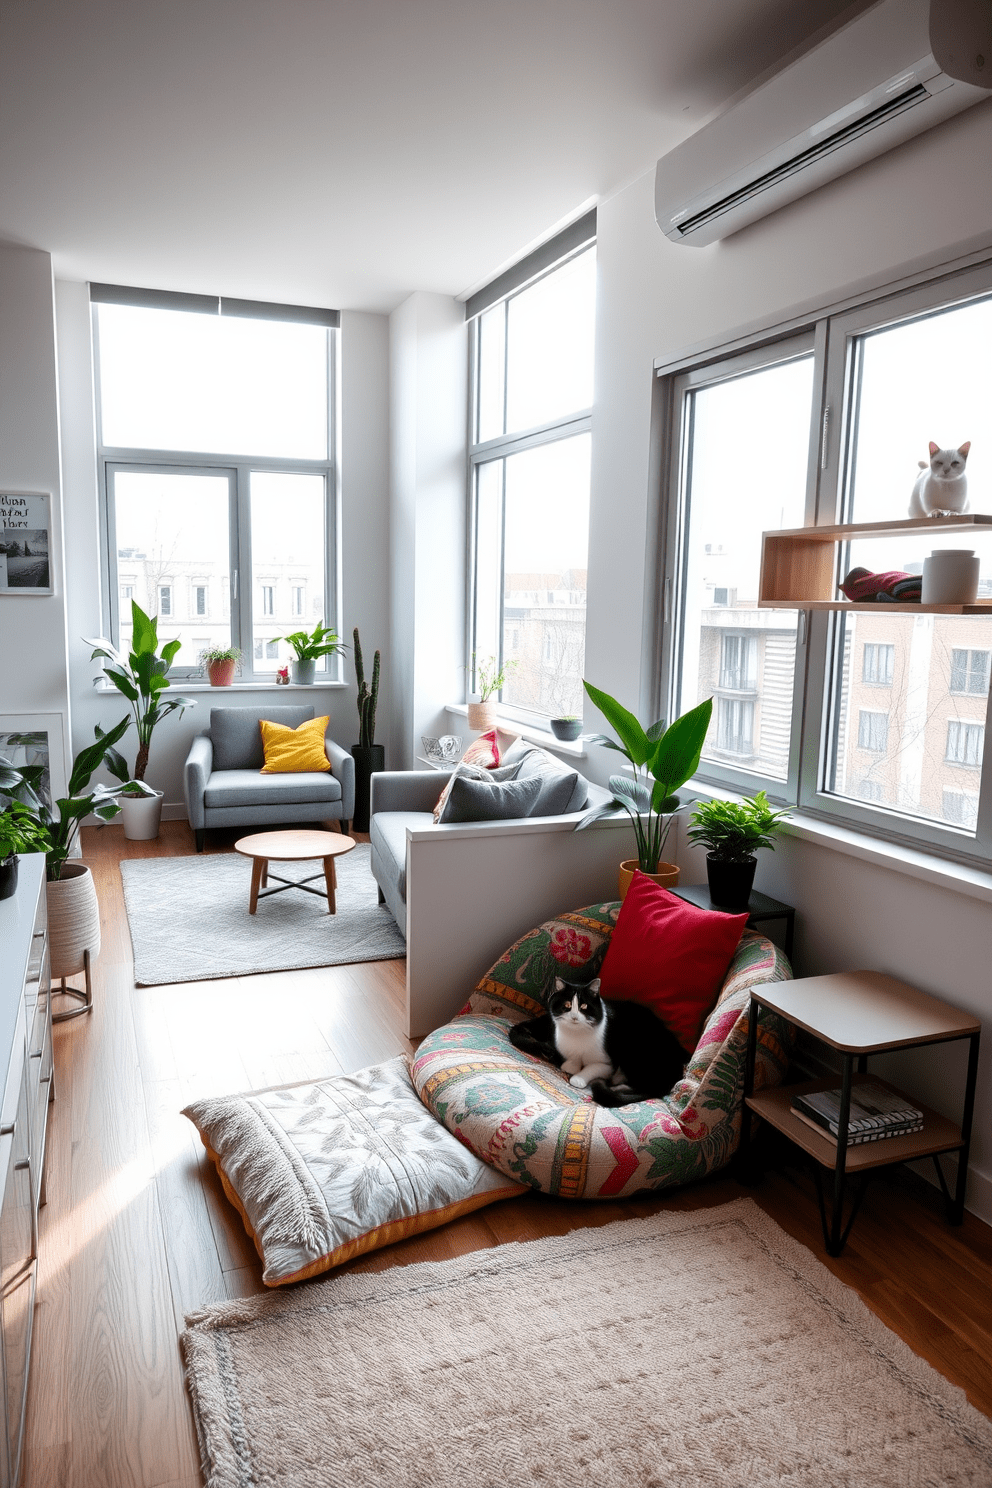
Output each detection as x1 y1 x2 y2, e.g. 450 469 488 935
686 791 790 908
85 600 196 840
275 622 346 685
577 680 713 900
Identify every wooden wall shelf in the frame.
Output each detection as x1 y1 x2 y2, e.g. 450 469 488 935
758 513 992 612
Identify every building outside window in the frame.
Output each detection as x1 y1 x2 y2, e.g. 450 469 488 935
943 789 979 828
719 633 757 692
950 648 990 695
716 697 754 756
468 213 595 722
292 584 304 616
946 720 984 768
660 257 992 865
863 643 894 686
857 710 888 752
120 583 133 603
93 284 338 678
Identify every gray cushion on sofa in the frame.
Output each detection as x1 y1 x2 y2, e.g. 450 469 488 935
210 706 315 771
437 774 542 824
514 747 585 815
203 769 343 810
369 811 426 900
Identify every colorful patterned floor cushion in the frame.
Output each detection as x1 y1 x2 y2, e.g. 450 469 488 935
412 903 794 1200
184 1057 525 1285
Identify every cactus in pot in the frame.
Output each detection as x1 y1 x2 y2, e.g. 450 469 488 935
351 628 383 832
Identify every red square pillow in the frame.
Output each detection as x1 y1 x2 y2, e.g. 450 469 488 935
598 873 749 1053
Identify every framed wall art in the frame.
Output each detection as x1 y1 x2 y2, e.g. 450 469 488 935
0 492 53 594
0 713 68 810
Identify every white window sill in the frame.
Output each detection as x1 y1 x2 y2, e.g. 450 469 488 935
686 781 992 907
444 702 588 758
95 679 348 694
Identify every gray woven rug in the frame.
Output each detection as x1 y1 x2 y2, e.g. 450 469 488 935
181 1198 992 1488
120 844 404 985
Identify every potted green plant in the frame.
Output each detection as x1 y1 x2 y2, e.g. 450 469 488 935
85 600 196 839
1 719 130 1012
468 654 517 732
578 681 713 899
0 801 50 900
686 791 790 907
549 715 583 743
198 644 243 687
275 621 346 685
351 628 382 832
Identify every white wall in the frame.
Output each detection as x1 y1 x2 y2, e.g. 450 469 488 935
55 291 392 808
389 292 467 768
589 97 992 1218
0 247 71 771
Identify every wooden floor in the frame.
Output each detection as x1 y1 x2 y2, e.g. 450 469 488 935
20 820 992 1487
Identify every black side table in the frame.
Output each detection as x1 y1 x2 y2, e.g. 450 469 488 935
667 883 795 960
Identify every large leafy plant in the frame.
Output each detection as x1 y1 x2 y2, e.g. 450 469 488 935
0 717 131 880
277 621 346 663
686 791 790 862
0 801 50 862
578 681 713 872
85 601 195 781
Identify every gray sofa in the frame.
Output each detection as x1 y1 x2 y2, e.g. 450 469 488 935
370 747 612 931
183 705 355 851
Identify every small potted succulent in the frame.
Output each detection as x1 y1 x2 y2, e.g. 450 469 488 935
276 621 346 685
686 791 790 907
198 644 243 687
0 801 50 901
549 715 583 743
468 654 516 732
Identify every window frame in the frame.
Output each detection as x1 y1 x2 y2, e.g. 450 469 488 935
656 256 992 867
466 234 595 723
93 298 340 684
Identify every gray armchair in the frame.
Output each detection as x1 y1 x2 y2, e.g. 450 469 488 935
183 705 355 852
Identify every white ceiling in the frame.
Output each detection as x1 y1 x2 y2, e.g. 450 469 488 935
0 0 861 313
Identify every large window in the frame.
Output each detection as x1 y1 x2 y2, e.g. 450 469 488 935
663 260 992 863
94 286 338 679
468 222 595 722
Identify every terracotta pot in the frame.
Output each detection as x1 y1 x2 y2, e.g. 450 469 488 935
207 658 237 686
467 701 497 733
47 861 101 980
618 859 680 901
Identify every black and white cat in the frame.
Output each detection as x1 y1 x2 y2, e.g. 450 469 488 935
508 976 686 1107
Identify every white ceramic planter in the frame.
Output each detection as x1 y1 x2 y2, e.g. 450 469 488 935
120 789 164 841
291 659 316 685
47 861 101 980
921 549 980 605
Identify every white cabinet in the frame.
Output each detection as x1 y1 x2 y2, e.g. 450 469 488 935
0 855 54 1487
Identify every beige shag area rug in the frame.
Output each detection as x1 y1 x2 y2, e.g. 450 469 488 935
182 1198 992 1488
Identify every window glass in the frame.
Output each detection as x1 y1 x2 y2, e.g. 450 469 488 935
112 470 231 665
678 355 814 781
504 248 595 435
249 472 326 673
476 303 506 444
97 304 329 459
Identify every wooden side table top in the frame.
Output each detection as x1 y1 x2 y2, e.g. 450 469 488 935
751 970 979 1052
234 829 356 863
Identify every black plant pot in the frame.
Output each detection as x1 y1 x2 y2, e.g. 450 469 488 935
0 855 18 902
706 854 757 909
351 744 385 834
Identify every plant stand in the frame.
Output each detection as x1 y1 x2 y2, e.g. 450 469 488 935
52 947 93 1023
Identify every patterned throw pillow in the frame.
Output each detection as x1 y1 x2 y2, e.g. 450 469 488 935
259 715 331 773
183 1058 524 1286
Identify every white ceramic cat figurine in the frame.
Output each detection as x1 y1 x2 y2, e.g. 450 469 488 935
909 441 971 518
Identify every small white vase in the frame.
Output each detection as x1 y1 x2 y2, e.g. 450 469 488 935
120 789 164 840
921 549 980 605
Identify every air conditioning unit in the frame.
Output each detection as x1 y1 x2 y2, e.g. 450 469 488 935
655 0 992 247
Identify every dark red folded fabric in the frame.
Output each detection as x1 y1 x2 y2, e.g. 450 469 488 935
840 566 920 602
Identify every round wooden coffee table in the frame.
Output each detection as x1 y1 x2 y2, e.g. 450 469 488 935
234 829 357 915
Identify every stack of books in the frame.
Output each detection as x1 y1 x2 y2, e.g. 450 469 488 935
791 1080 924 1146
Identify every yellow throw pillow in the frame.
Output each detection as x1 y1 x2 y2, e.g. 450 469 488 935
259 716 331 774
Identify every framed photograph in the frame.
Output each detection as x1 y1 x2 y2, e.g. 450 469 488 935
0 713 68 810
0 492 53 594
